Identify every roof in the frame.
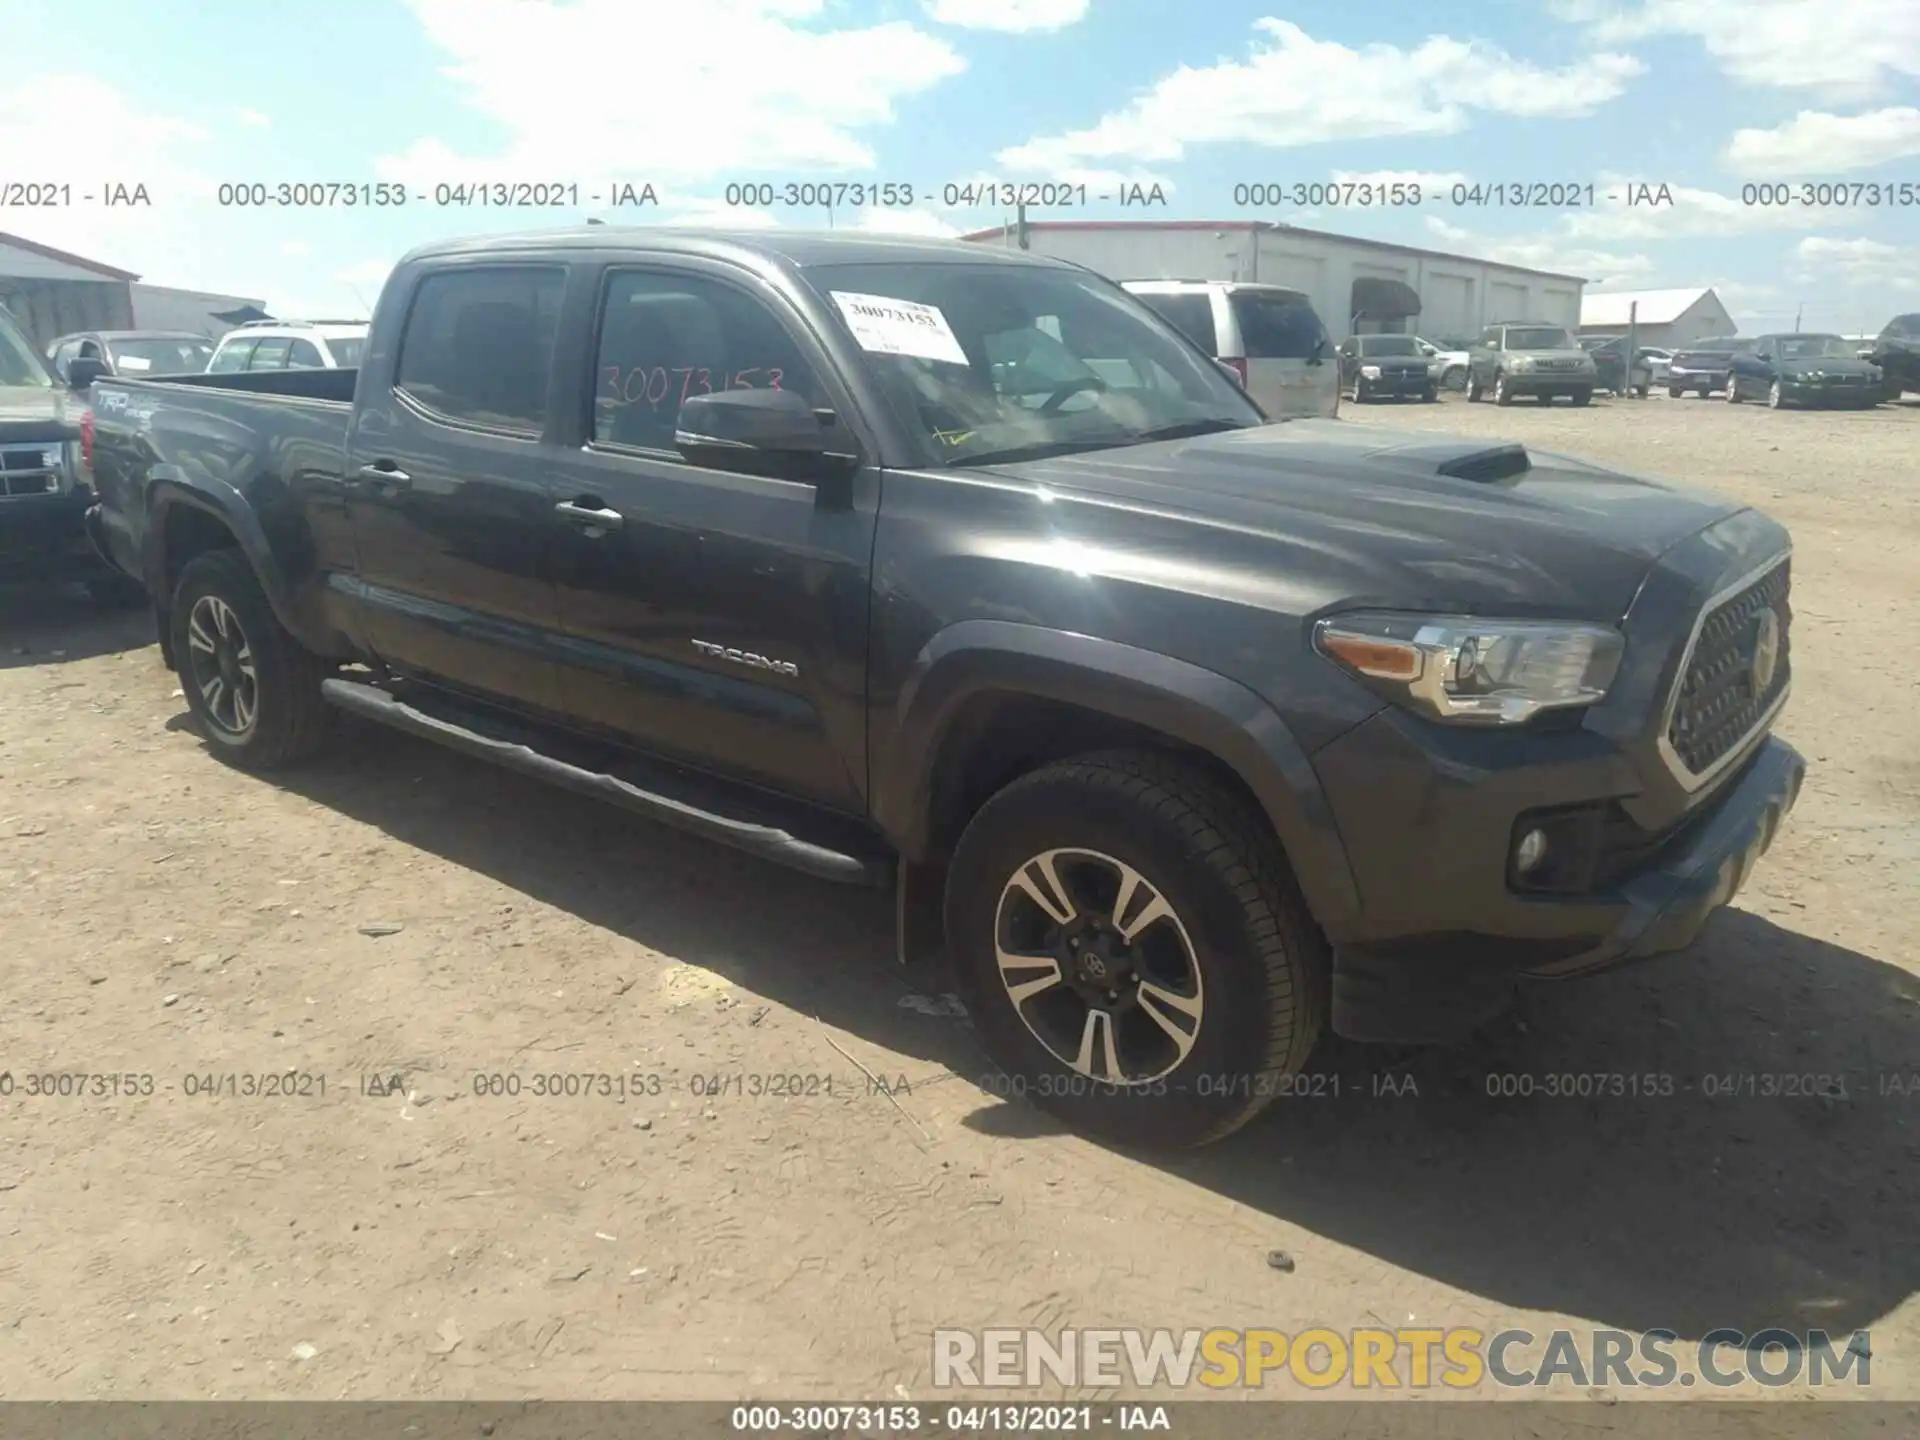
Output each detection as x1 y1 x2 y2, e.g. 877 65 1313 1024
1579 287 1718 328
0 231 140 282
956 219 1587 283
53 329 209 342
401 226 1064 272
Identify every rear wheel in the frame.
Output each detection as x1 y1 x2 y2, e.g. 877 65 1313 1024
1667 385 1683 399
1422 386 1437 403
1697 385 1711 398
946 750 1329 1149
1442 365 1466 392
1571 388 1592 406
170 549 336 771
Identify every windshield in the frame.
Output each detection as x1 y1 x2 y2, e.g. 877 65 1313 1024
111 337 215 374
1776 335 1857 360
0 311 53 388
326 336 365 367
1359 336 1421 357
1505 327 1574 350
802 262 1263 466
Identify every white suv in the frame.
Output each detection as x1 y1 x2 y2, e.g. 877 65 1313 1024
1121 280 1339 421
207 321 368 374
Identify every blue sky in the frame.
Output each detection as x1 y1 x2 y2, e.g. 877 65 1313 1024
3 0 1916 332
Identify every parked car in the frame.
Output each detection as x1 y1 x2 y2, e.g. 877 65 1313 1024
206 320 368 374
1580 337 1654 397
46 330 214 382
0 307 141 602
1417 336 1473 391
1866 312 1920 397
1463 322 1599 405
1726 332 1885 408
1122 280 1339 420
1337 334 1437 403
1665 337 1754 398
1639 347 1674 384
82 227 1804 1149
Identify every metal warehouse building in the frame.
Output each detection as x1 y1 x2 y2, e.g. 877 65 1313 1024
1577 287 1735 349
0 231 267 350
960 219 1585 342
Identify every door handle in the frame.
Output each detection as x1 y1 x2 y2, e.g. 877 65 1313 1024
555 499 624 530
356 463 411 490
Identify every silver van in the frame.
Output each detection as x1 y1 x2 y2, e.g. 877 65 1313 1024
1122 280 1340 421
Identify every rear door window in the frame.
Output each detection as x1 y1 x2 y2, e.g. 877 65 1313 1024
247 338 292 370
395 266 566 433
1230 291 1327 360
286 339 325 369
1131 293 1218 354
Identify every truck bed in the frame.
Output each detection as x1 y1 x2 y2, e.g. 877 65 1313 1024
117 367 358 404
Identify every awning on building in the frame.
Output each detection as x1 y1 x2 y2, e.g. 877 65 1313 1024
212 304 274 325
1350 276 1422 320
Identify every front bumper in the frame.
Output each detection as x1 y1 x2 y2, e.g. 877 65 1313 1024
1356 370 1432 397
1501 371 1594 393
1778 379 1880 406
1667 366 1727 390
1314 698 1804 1044
0 489 105 584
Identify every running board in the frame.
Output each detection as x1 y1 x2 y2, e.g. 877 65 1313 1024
319 677 893 887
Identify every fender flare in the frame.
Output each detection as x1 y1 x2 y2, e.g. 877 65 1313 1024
145 471 298 633
873 620 1362 936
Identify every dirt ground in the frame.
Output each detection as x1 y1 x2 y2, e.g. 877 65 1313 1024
1 391 1915 1405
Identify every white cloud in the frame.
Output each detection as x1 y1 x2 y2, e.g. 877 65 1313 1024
1723 108 1920 175
1331 169 1469 193
379 0 964 187
236 108 272 128
922 0 1088 33
1554 0 1920 101
1422 216 1651 284
278 240 313 259
996 20 1642 170
1794 236 1920 293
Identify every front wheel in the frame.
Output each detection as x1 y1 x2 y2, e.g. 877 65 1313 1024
170 549 336 771
946 751 1329 1149
1726 375 1743 402
1768 380 1787 409
1464 370 1483 402
1422 386 1437 403
1570 388 1592 406
1442 365 1467 392
1667 385 1683 399
1493 373 1513 405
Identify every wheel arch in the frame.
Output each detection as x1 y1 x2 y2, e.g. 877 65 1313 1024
147 478 296 634
873 621 1363 937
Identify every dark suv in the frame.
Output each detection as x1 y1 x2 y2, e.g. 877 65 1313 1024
82 228 1805 1149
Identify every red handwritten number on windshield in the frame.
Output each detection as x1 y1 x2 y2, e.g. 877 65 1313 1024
601 366 787 407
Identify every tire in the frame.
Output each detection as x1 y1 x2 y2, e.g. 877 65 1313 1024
1634 384 1649 398
945 750 1329 1150
85 571 148 608
1698 385 1711 399
1667 386 1683 399
169 548 335 771
1570 388 1592 406
1726 375 1742 403
1422 386 1437 403
1465 370 1483 402
1442 366 1466 392
1768 380 1787 409
1493 373 1513 405
1352 379 1369 403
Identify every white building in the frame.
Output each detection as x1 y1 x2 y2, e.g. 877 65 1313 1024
1 230 265 349
959 219 1585 342
1578 287 1734 348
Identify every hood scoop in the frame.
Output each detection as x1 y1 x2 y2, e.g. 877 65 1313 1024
1362 438 1534 485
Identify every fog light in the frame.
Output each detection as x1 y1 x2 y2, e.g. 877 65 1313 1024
1513 828 1550 875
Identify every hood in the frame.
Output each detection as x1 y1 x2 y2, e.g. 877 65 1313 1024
0 385 78 442
977 420 1746 618
1359 352 1428 367
1511 347 1594 364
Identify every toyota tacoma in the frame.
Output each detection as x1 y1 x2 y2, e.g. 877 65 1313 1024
81 228 1805 1149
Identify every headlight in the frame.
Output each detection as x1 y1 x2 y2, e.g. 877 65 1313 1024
1360 364 1382 379
1507 356 1535 372
1314 612 1624 725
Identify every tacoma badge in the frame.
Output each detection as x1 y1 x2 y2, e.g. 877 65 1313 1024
691 639 800 678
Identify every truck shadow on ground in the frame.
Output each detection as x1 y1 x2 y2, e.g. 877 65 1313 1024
0 583 153 670
262 715 1918 1347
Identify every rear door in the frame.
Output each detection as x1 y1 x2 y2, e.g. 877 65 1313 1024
343 262 570 715
1225 288 1336 419
209 338 255 373
542 259 878 811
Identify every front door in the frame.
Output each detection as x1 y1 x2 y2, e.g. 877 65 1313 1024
344 262 570 714
544 261 878 813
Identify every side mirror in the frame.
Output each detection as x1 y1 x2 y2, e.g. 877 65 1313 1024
67 355 111 390
675 388 857 484
1309 335 1327 364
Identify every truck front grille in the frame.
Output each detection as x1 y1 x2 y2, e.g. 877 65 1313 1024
1662 557 1791 784
0 444 63 497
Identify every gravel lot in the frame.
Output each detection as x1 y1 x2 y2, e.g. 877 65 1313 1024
1 391 1914 1403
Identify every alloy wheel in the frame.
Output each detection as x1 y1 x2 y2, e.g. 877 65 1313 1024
993 847 1205 1085
185 594 259 736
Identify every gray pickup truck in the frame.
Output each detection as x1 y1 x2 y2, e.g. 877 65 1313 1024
83 227 1804 1149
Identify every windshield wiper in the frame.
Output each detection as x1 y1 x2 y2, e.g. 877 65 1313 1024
1128 417 1255 442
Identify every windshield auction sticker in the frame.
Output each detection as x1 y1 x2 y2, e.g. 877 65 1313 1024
829 292 969 365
